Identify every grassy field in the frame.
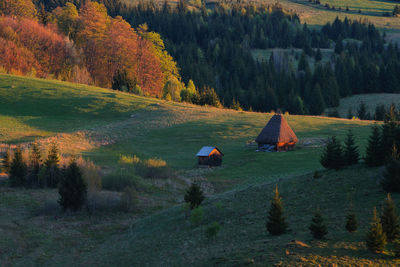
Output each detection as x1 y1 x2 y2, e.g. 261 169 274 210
0 74 395 265
0 74 374 189
325 93 400 118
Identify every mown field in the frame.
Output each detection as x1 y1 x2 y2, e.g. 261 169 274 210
325 93 400 118
0 74 396 266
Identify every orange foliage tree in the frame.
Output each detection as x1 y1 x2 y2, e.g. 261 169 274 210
75 1 164 95
0 16 73 78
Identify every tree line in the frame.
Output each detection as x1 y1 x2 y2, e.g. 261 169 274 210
111 1 398 114
3 0 400 113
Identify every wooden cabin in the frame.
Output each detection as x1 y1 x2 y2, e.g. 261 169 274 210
255 114 298 152
196 146 224 166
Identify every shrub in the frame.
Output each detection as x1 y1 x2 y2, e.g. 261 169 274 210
136 158 170 179
266 185 288 235
313 171 322 179
366 207 386 253
119 154 140 165
102 174 137 191
309 208 328 239
9 145 27 187
120 186 139 212
58 161 87 212
206 222 221 240
190 206 204 225
76 158 102 191
184 182 205 209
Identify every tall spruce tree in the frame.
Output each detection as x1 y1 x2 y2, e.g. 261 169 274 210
44 142 60 188
184 182 205 209
381 145 400 192
381 194 400 242
9 146 27 187
320 136 343 170
266 185 288 235
344 130 359 165
58 160 87 212
366 207 387 253
309 208 328 239
346 204 358 232
365 125 385 167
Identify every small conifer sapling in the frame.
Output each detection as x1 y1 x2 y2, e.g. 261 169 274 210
266 185 288 235
184 182 205 209
366 207 387 253
309 208 328 239
380 193 400 242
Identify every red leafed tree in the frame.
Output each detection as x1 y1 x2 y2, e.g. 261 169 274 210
0 16 72 78
77 2 164 95
0 38 39 74
135 36 164 96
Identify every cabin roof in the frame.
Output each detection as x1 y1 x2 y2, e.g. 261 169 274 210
255 114 298 144
196 146 223 157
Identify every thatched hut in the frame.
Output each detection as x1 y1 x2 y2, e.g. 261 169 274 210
255 114 298 151
196 146 224 166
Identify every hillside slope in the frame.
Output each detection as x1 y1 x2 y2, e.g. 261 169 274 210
0 74 390 266
0 74 374 187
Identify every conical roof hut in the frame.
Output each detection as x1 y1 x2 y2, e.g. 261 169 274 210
255 114 298 151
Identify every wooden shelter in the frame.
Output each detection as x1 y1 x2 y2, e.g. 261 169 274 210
196 146 224 166
255 114 298 151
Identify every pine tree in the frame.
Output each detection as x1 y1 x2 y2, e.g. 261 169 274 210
381 146 400 192
2 148 11 173
320 136 343 170
266 185 288 235
28 141 41 186
347 107 353 119
381 194 400 242
343 130 359 165
315 47 322 62
58 160 87 212
9 145 27 187
309 208 328 239
365 125 385 167
357 102 368 120
44 142 60 188
366 207 387 253
184 182 205 209
345 204 358 232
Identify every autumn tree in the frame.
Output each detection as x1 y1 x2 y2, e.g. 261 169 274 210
0 0 37 19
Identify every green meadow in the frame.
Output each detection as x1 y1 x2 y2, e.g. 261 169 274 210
1 74 398 265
